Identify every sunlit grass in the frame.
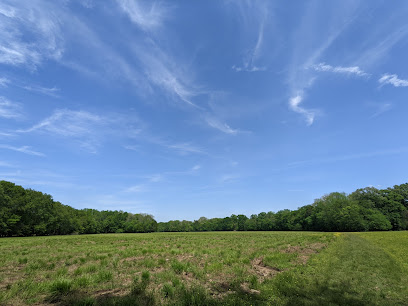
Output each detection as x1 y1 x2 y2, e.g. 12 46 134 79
1 231 407 305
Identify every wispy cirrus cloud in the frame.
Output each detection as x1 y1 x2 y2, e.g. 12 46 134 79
219 174 240 184
23 85 60 97
0 77 10 87
20 109 103 137
0 1 64 68
0 144 45 157
379 74 408 87
137 47 202 109
165 142 206 155
228 0 269 72
0 160 15 167
125 137 206 156
117 1 246 135
204 116 239 135
286 2 361 125
116 0 168 31
124 164 200 193
288 94 315 126
370 102 392 118
288 147 408 168
0 96 22 119
311 63 369 77
18 109 142 153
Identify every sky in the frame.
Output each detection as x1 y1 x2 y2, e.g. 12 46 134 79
1 0 408 222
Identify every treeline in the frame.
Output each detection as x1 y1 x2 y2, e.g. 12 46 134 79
158 184 408 232
0 180 157 237
1 180 408 237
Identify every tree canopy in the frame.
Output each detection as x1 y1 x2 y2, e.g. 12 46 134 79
1 180 408 237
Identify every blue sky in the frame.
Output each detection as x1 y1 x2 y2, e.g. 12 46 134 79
1 0 408 221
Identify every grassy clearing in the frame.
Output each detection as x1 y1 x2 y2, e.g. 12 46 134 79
0 232 331 305
267 232 408 305
0 231 407 305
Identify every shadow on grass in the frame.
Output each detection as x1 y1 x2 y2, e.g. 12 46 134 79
46 283 271 306
48 285 218 306
277 278 376 306
44 279 375 306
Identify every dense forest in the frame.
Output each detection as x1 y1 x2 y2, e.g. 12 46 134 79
1 180 408 237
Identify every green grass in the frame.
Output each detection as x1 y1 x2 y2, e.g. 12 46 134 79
0 231 407 305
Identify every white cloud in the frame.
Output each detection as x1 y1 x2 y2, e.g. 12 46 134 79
288 147 408 168
0 96 22 119
165 142 205 155
379 74 408 87
21 109 103 137
147 174 163 182
0 144 45 157
136 45 202 109
0 1 64 68
288 94 315 126
229 0 269 72
116 0 167 31
191 165 201 171
18 109 142 153
125 184 146 193
311 63 369 77
371 102 392 118
219 174 239 183
286 2 361 125
0 160 14 167
205 116 239 135
0 77 10 87
232 65 266 72
23 85 59 97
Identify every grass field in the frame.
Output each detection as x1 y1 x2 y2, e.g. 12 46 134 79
0 231 407 305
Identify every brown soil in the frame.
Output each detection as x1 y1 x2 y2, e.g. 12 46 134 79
251 257 281 281
93 288 127 298
240 282 260 295
281 242 327 265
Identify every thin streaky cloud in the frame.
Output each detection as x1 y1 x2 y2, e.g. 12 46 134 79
125 184 146 193
229 0 268 72
17 109 143 153
287 2 361 124
0 1 64 68
0 131 15 137
166 142 206 155
288 147 408 168
191 165 201 171
23 85 60 97
205 116 239 135
311 63 370 77
379 74 408 87
116 0 168 31
147 174 163 182
355 23 408 68
0 161 15 167
288 94 315 126
219 174 239 183
0 77 10 87
136 46 203 109
371 103 392 118
0 96 22 119
19 109 103 137
0 144 45 157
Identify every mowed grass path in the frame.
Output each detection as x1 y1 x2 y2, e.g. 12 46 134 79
0 231 407 305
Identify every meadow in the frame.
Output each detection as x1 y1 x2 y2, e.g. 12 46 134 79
0 231 407 305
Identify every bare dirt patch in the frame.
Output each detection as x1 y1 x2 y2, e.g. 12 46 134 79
281 243 327 265
251 257 281 281
93 288 127 298
120 256 144 263
240 282 260 295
